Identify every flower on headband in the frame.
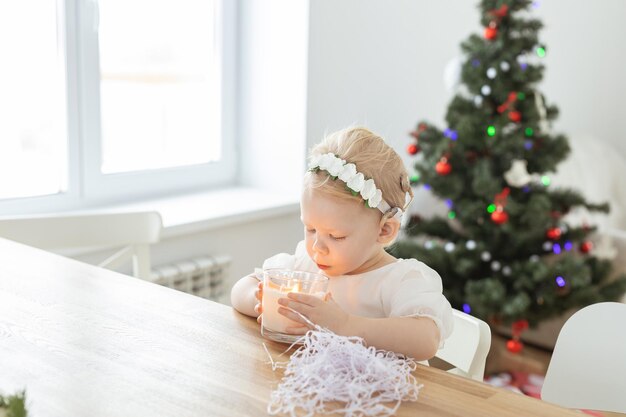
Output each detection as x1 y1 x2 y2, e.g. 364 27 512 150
316 154 334 171
338 163 357 182
365 189 381 209
361 179 377 200
346 172 365 193
309 153 346 177
327 158 345 177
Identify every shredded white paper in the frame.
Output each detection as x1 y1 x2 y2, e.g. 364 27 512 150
265 330 422 417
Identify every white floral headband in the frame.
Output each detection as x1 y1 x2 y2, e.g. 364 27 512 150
308 153 405 221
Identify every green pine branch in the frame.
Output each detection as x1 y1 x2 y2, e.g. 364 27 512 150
0 391 27 417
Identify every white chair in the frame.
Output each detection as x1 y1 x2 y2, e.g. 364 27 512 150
435 309 492 381
541 302 626 414
0 211 162 280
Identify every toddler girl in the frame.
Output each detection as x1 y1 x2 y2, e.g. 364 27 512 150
231 127 453 361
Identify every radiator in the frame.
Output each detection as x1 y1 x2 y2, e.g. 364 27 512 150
151 255 231 302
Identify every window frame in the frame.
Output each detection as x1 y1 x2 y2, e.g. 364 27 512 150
0 0 237 215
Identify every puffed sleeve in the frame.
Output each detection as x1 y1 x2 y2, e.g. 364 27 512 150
383 260 454 348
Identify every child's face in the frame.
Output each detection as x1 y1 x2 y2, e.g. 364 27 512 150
300 187 385 277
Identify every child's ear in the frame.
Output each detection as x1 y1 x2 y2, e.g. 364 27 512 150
377 218 400 244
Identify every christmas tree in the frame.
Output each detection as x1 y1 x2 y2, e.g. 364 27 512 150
392 0 626 344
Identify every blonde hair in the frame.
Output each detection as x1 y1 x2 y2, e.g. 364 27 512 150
305 127 414 219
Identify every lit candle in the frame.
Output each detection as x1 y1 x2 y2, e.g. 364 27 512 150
261 269 329 336
262 280 301 333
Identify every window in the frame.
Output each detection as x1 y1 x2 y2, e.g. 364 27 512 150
0 1 68 200
0 0 236 215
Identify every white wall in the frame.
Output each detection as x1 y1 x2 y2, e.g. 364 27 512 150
238 0 309 192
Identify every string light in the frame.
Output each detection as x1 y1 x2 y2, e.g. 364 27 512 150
423 184 432 190
536 47 546 58
462 303 471 314
541 176 551 186
553 243 562 254
524 140 533 150
410 173 420 184
517 92 526 100
555 276 566 287
487 126 496 136
448 211 456 219
564 241 573 251
487 204 496 213
443 128 458 140
525 127 534 136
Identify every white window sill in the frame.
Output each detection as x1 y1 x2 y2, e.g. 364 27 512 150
99 186 301 239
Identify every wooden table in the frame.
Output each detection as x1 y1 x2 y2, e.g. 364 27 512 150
0 238 580 417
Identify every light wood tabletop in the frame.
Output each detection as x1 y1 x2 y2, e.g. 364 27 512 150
0 237 581 417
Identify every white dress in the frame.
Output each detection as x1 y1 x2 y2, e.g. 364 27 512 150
261 241 454 348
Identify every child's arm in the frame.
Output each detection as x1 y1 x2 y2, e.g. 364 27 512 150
230 274 261 318
344 316 440 361
278 292 440 361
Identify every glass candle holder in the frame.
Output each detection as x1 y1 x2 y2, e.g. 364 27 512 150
261 268 329 344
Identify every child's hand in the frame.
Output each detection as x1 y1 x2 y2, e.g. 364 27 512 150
278 292 350 335
254 281 263 324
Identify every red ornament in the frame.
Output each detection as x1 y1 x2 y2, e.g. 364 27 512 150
491 209 509 224
484 26 498 40
407 143 420 155
491 187 511 225
506 339 524 354
580 241 593 253
435 158 452 175
512 319 529 333
546 227 562 240
489 4 509 18
507 318 528 354
498 92 519 114
508 111 522 123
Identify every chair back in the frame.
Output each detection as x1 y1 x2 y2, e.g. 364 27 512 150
0 211 162 280
435 309 491 381
541 302 626 414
